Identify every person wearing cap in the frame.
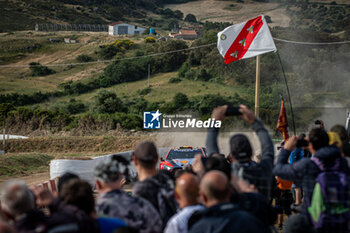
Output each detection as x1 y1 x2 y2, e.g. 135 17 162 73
94 155 162 233
206 105 274 198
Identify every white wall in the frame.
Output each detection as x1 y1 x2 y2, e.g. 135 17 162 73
109 23 146 35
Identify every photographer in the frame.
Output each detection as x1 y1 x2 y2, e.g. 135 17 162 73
273 128 350 233
205 104 274 199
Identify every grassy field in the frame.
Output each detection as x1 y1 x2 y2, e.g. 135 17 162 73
166 0 291 27
0 31 146 94
0 153 54 178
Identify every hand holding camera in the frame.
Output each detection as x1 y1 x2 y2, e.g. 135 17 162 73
211 104 255 125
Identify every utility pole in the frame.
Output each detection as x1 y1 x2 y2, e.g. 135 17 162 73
2 128 6 154
255 56 260 117
148 64 150 88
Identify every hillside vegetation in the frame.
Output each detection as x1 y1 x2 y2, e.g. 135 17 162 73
0 0 349 136
1 0 196 32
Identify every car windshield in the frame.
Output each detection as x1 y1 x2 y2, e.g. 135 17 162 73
167 150 203 159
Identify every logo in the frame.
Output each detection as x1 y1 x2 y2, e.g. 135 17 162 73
220 34 227 40
143 110 161 129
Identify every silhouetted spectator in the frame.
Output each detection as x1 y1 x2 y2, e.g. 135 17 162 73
330 124 350 157
274 128 350 233
132 141 178 228
61 179 126 233
32 184 99 233
95 155 162 233
206 105 274 198
57 172 79 194
0 180 47 233
188 171 271 233
164 173 204 233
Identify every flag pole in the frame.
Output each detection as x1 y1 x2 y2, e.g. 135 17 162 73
277 52 296 135
255 55 260 117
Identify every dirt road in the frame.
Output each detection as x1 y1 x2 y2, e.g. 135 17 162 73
0 172 50 187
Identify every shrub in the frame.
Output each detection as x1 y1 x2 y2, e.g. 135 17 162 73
98 39 134 59
0 103 15 125
138 87 152 96
178 62 190 78
184 14 197 23
265 15 272 23
65 99 86 114
92 90 125 114
29 62 56 76
145 37 156 43
168 77 182 83
173 10 184 19
173 93 189 110
76 54 93 63
195 69 211 81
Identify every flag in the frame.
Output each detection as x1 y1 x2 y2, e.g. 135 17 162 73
217 15 276 64
276 96 289 140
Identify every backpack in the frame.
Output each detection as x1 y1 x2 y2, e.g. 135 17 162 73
148 174 178 227
308 157 350 231
236 162 270 197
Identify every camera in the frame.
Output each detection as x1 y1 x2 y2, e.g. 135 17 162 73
296 134 308 147
225 104 242 116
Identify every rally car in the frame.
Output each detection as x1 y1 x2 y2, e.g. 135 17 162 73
160 146 207 172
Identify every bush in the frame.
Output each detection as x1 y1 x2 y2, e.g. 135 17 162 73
173 93 189 110
168 77 182 83
0 103 15 125
195 69 211 81
92 90 125 114
0 92 53 106
145 37 156 43
173 10 184 19
65 99 86 114
76 54 93 63
98 39 134 59
184 14 197 23
71 112 141 131
265 15 272 23
138 87 152 95
178 62 190 78
29 62 56 76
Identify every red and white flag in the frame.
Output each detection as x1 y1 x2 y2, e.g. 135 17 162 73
217 15 276 64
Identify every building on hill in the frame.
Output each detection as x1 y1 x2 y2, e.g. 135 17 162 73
108 21 146 35
169 29 198 40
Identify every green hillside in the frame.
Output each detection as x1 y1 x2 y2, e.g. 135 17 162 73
0 0 196 32
0 0 349 135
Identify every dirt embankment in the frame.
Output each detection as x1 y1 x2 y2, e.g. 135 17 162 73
5 134 154 154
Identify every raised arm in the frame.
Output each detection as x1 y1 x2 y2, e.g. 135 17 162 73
239 105 274 170
273 136 306 181
206 105 227 156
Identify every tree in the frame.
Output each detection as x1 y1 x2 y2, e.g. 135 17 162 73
168 20 179 30
29 62 56 76
173 10 184 19
92 90 125 114
153 40 188 72
76 54 93 62
173 93 189 110
184 14 197 23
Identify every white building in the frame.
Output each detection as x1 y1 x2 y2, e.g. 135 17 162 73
108 21 146 35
